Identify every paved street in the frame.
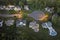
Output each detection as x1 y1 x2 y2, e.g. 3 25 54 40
0 13 22 18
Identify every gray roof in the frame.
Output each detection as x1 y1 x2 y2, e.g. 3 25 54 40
28 11 45 20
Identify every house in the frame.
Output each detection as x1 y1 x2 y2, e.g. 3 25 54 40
14 6 21 11
24 5 29 10
3 5 6 9
28 11 48 21
41 21 57 36
0 5 4 10
34 28 39 32
29 21 36 28
48 27 57 36
45 7 54 13
52 14 58 21
29 21 39 32
8 5 15 8
41 23 48 28
5 7 11 10
5 19 14 26
6 5 15 10
16 19 26 27
41 21 52 28
0 20 3 27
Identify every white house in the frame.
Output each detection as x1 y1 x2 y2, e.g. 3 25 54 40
14 6 21 11
42 21 57 36
34 28 39 32
8 5 15 8
29 21 39 32
48 27 57 36
5 19 14 26
0 6 4 10
45 7 54 13
52 14 58 21
6 5 15 10
16 19 26 27
42 21 52 28
0 20 3 27
24 5 29 10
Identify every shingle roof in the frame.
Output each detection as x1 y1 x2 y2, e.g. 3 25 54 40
29 11 45 20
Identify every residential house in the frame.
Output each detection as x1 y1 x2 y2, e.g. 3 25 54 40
41 21 52 28
29 21 39 32
16 19 26 27
0 20 3 27
5 19 14 26
28 11 48 21
48 27 57 36
24 5 29 10
0 5 4 10
14 6 21 11
45 7 54 13
52 14 58 21
42 21 57 36
6 5 15 10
